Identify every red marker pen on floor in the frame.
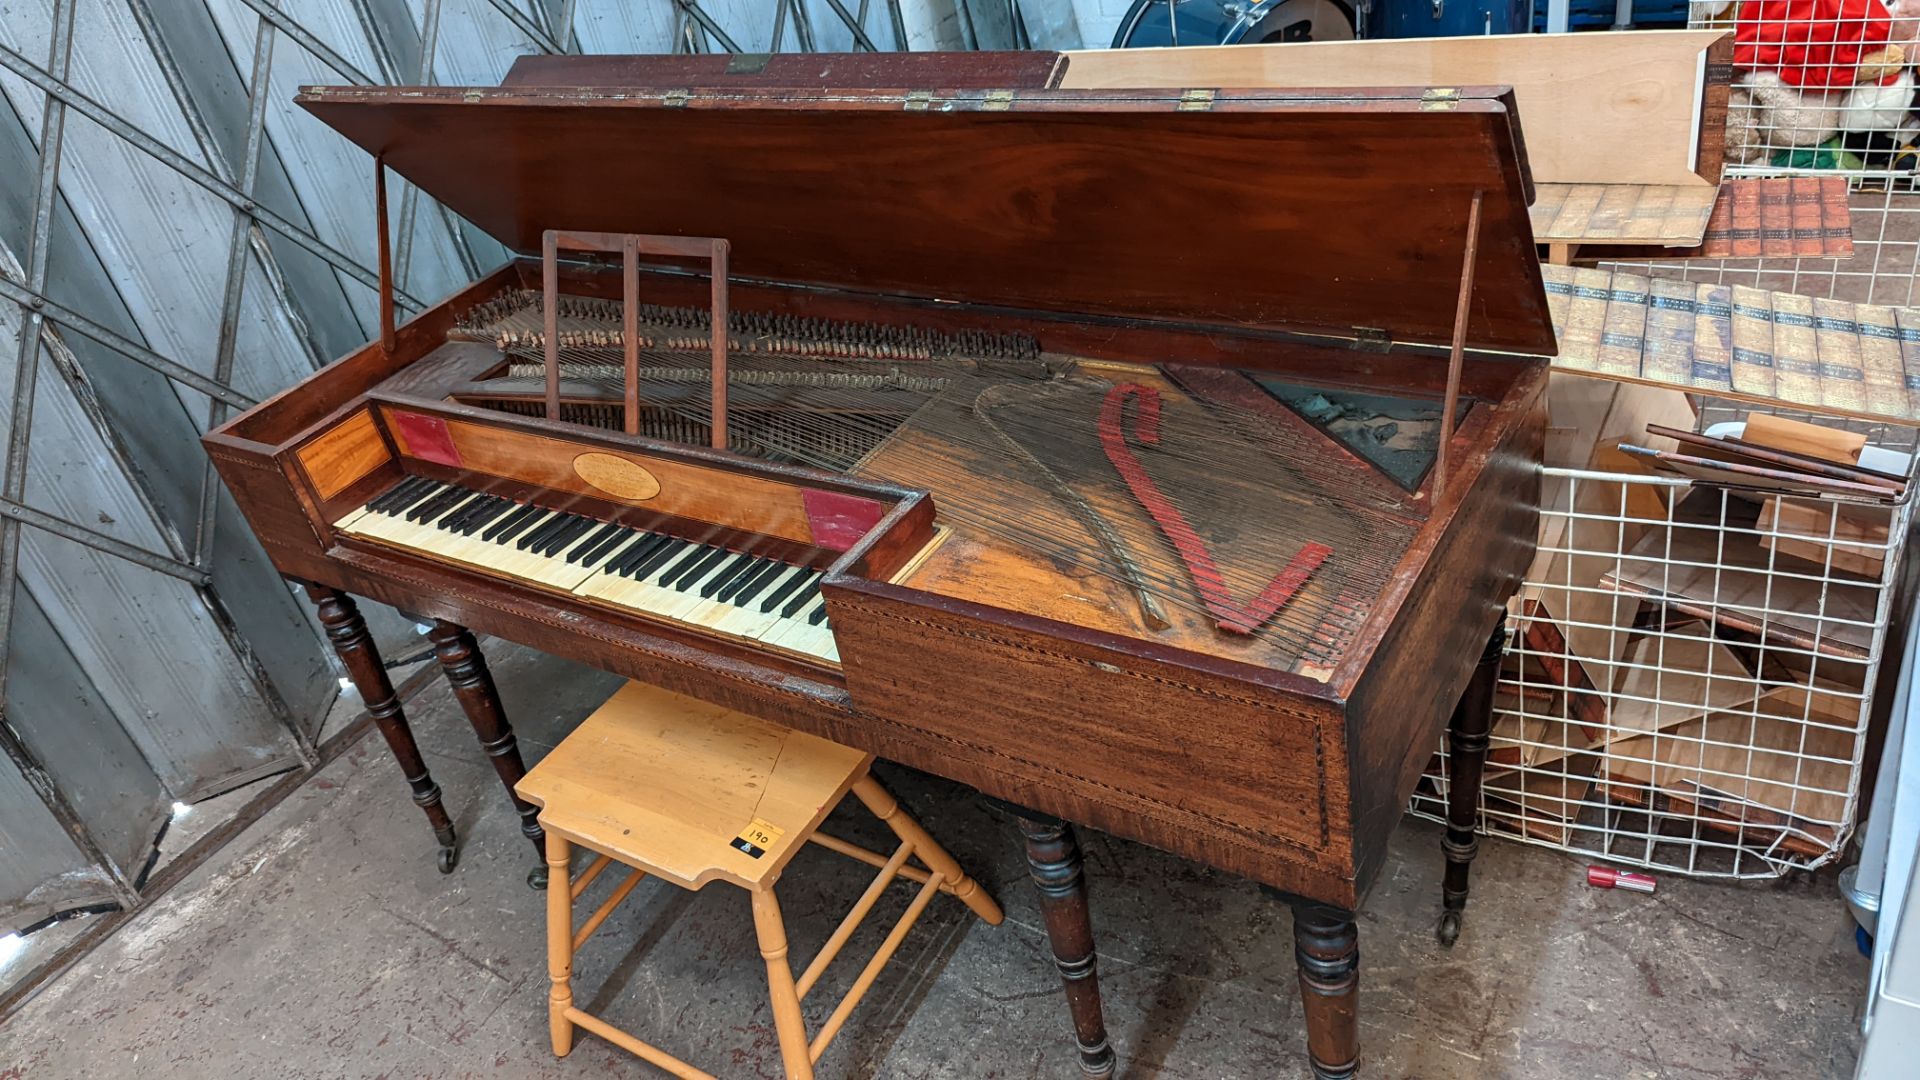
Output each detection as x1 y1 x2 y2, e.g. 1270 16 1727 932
1587 865 1657 893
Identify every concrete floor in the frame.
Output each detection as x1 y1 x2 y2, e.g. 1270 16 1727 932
0 641 1872 1079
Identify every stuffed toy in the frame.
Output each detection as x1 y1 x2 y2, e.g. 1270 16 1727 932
1728 0 1917 164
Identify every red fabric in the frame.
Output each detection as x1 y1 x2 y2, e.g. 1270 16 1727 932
1097 383 1330 636
1735 0 1896 88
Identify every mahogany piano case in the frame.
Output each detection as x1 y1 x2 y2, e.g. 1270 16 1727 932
211 80 1553 909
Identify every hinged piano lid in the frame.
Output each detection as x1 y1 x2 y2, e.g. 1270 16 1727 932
298 82 1555 355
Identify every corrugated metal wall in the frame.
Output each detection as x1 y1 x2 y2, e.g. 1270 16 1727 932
0 0 1089 937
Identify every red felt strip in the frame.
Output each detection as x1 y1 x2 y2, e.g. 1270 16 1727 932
1098 383 1332 635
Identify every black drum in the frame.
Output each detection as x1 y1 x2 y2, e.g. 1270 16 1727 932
1109 0 1360 48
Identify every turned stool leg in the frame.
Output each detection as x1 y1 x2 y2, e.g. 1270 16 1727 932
1438 622 1506 948
306 583 458 873
545 833 575 1057
1014 813 1116 1079
427 619 548 888
1291 902 1359 1080
851 776 1004 925
751 889 815 1080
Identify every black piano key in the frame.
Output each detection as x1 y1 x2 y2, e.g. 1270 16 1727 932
371 476 430 514
660 541 721 584
718 559 780 604
386 476 440 513
760 569 814 614
494 507 550 545
459 497 515 535
781 579 822 619
731 562 794 607
609 535 671 576
538 515 594 557
553 517 606 559
700 554 757 599
579 528 639 570
435 493 489 531
482 503 540 542
807 603 829 626
403 483 458 522
623 537 685 578
570 523 625 565
663 546 728 590
517 511 572 552
410 484 469 523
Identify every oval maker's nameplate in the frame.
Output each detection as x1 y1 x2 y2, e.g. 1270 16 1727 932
572 452 661 501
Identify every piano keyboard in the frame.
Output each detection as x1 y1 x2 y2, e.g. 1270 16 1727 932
333 479 839 663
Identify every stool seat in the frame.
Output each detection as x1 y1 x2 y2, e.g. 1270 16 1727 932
517 682 871 889
517 679 1002 1080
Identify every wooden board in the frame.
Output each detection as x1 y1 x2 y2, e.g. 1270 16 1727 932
1062 29 1730 187
503 50 1067 90
1541 263 1920 427
299 84 1555 355
294 407 388 500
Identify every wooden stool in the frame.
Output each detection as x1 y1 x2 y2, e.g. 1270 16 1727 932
515 681 1004 1079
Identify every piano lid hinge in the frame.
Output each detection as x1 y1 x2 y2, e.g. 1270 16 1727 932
1177 89 1216 112
1352 326 1393 352
662 88 691 108
981 89 1016 111
903 90 934 111
1421 88 1461 111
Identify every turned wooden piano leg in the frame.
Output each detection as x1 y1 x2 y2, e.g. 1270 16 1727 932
1015 812 1117 1079
426 619 549 889
1291 903 1359 1080
1437 622 1507 948
306 583 458 873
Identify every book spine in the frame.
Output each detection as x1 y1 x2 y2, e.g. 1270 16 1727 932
1555 268 1614 373
1820 176 1855 256
1728 180 1764 258
1759 177 1793 258
1811 298 1866 412
1642 277 1696 385
1853 304 1909 419
1599 272 1650 378
1789 177 1826 258
1768 291 1824 408
1893 307 1920 421
1728 284 1778 398
1690 284 1734 392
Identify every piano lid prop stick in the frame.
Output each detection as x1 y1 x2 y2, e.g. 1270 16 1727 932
623 235 640 435
1435 189 1484 504
1099 383 1331 635
375 156 395 353
710 239 730 451
542 229 561 421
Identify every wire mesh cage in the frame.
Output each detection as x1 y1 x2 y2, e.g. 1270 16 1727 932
1412 453 1911 878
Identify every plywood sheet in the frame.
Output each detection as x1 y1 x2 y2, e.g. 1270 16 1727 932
1062 29 1728 187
